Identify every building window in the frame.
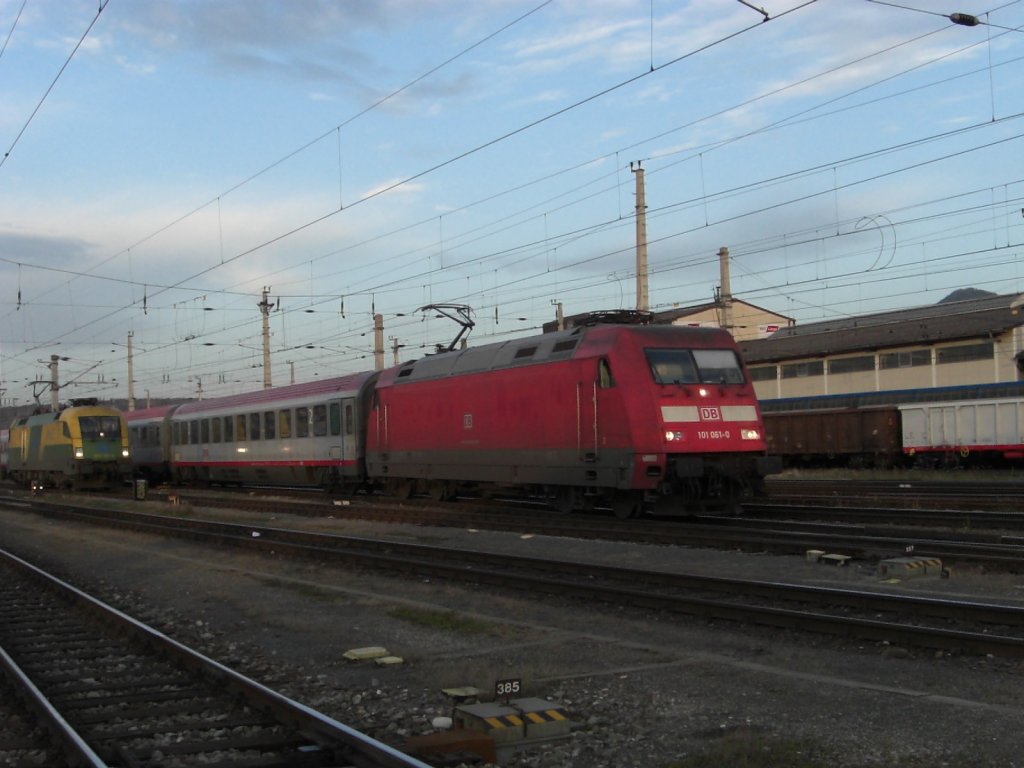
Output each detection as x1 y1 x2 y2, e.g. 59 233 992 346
879 349 930 369
748 365 777 382
936 342 993 365
828 355 874 375
781 361 824 379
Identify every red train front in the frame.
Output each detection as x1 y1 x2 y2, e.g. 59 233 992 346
366 321 779 516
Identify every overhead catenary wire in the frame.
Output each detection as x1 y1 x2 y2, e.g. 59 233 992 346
0 1 109 170
4 1 1022 397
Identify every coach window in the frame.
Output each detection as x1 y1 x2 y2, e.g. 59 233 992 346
212 418 221 443
249 413 261 440
313 404 328 436
223 416 233 442
200 419 210 443
279 409 291 439
598 359 614 389
264 411 275 440
296 407 310 438
236 414 247 441
329 402 342 436
171 422 180 445
345 403 354 435
190 420 200 445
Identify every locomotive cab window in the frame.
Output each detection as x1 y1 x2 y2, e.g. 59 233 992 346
80 415 121 440
646 348 745 385
646 349 699 385
692 349 745 384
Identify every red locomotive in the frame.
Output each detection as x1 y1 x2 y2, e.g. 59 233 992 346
127 319 779 516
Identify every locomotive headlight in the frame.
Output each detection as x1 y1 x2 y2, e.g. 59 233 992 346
664 430 684 441
122 449 130 458
74 448 84 458
698 387 709 397
740 428 761 440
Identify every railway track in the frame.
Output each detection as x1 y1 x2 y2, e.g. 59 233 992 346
766 476 1024 511
744 501 1024 531
119 486 1024 569
6 498 1024 659
0 547 429 768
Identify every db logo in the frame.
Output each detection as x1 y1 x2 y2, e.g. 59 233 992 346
700 406 722 420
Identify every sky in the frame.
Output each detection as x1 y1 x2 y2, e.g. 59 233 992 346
0 0 1022 405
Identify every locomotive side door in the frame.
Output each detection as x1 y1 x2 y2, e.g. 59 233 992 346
578 358 616 462
576 369 597 463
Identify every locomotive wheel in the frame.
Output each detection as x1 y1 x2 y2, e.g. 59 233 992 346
552 488 579 514
391 479 414 500
429 481 455 502
610 492 642 519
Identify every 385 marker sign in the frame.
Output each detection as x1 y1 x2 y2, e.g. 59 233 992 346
495 678 521 701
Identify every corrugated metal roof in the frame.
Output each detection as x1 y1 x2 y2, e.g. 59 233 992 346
738 293 1024 363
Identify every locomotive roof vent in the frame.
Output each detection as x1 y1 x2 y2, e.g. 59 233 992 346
575 309 654 327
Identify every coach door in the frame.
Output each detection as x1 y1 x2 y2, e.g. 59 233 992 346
328 399 358 472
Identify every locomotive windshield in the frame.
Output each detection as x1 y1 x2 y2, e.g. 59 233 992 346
646 348 745 385
79 416 122 440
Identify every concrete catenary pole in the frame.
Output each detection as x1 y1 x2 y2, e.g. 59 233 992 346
49 354 59 410
718 246 732 334
374 314 385 371
259 287 275 389
632 161 649 312
127 332 135 411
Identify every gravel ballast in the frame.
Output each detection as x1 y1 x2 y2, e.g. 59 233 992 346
1 500 1023 768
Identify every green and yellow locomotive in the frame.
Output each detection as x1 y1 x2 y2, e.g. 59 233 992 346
7 399 130 489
